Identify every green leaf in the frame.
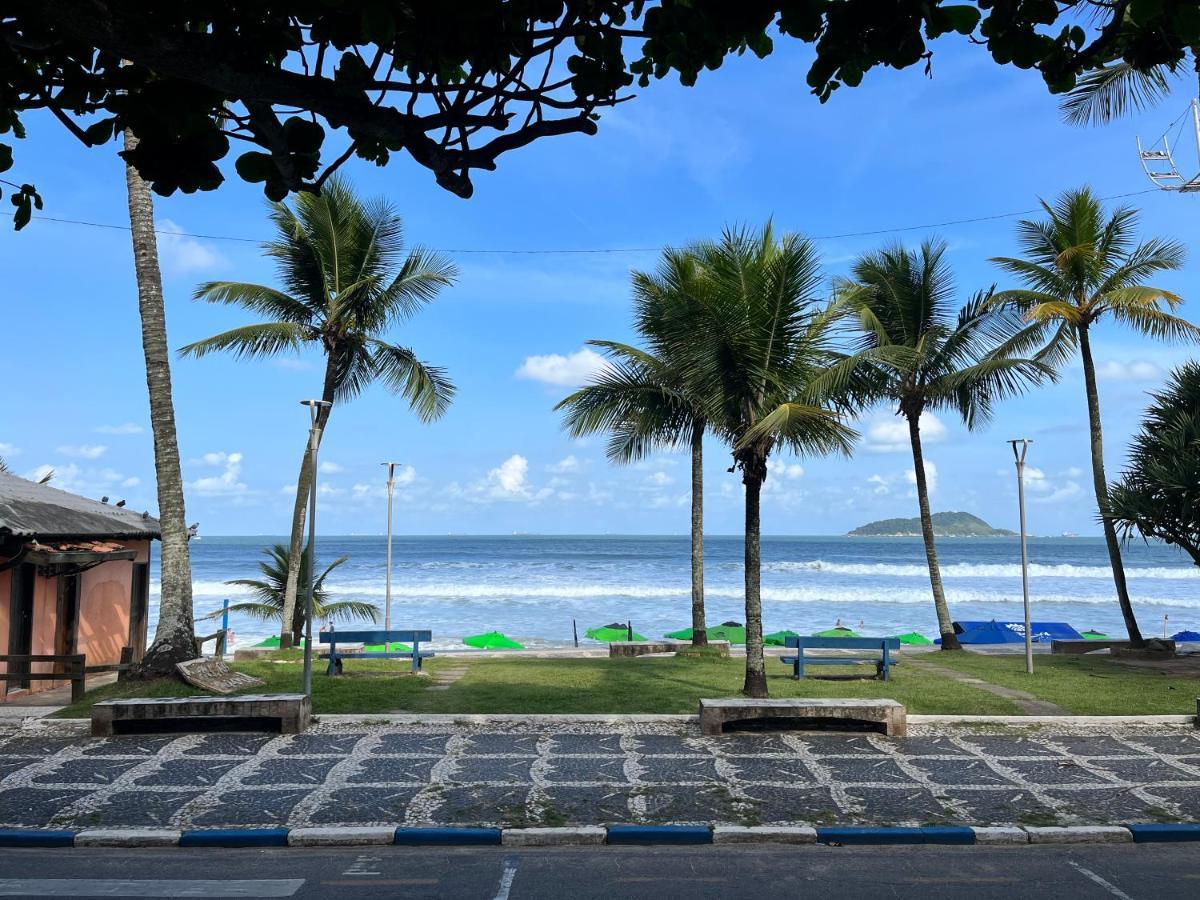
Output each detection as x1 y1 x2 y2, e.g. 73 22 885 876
235 151 275 183
943 5 982 35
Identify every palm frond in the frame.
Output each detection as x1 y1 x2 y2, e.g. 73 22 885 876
368 341 456 422
1061 62 1175 127
178 322 309 359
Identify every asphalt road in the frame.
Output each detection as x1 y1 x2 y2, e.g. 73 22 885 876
0 844 1199 898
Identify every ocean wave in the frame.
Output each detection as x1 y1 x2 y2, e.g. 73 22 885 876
765 560 1199 579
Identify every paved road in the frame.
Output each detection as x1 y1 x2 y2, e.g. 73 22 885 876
0 844 1198 898
4 723 1200 829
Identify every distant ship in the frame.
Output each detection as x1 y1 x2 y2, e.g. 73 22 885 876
1061 531 1079 538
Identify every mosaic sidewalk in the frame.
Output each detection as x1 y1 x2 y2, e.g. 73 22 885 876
1 722 1199 830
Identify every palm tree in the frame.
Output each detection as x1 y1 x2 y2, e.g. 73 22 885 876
661 224 857 697
206 544 378 645
1109 363 1200 568
180 176 456 648
556 250 711 644
123 128 196 676
837 240 1057 650
992 188 1197 645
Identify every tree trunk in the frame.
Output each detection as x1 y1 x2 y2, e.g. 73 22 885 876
689 420 708 647
122 130 196 677
279 364 336 648
741 456 768 698
1079 326 1144 646
907 412 960 650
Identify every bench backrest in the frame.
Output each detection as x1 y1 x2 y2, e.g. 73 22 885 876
319 629 432 644
784 636 901 651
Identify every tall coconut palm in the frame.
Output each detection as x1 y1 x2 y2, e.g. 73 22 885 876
123 129 196 676
837 240 1058 650
992 188 1197 646
180 176 456 647
556 250 711 644
661 224 857 697
205 544 378 646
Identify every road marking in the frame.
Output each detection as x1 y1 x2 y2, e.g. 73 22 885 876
342 854 381 876
616 878 726 884
1067 861 1136 900
322 880 438 887
493 854 519 900
0 879 304 897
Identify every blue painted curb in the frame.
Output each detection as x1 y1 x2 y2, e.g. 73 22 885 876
0 829 76 848
1127 823 1200 843
180 828 290 848
393 827 502 846
919 826 975 845
817 827 925 845
606 825 712 845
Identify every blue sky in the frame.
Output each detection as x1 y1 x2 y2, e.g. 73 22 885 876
1 36 1197 537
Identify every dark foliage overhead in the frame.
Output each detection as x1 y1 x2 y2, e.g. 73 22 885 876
2 2 1197 222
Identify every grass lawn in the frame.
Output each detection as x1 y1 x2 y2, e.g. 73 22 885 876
926 651 1200 715
58 653 1019 717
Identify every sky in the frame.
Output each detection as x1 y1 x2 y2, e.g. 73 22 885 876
1 34 1198 538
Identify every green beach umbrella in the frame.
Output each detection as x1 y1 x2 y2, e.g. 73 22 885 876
812 627 861 638
587 623 647 642
254 635 281 648
463 631 524 650
709 621 747 644
664 627 694 641
364 642 412 653
764 630 799 646
894 632 934 646
1080 629 1108 640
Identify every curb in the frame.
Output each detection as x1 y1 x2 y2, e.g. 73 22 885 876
606 825 713 845
10 822 1200 848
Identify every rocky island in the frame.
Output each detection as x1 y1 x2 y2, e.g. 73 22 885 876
849 511 1015 537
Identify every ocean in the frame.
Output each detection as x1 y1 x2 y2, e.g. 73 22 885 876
148 535 1200 651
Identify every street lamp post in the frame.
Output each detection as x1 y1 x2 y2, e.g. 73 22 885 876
301 399 332 699
1009 438 1034 675
381 462 403 634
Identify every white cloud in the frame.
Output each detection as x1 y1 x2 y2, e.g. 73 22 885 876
319 461 344 474
868 474 891 495
645 471 674 487
95 422 143 435
865 412 947 453
56 443 107 459
0 442 19 457
121 476 140 488
1098 359 1163 382
776 463 805 480
905 460 938 494
515 347 608 387
189 451 247 495
549 455 582 474
490 454 529 495
156 218 226 273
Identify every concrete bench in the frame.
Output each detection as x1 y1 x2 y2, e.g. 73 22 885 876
699 698 906 737
91 693 310 736
609 640 730 658
781 636 901 681
1052 639 1132 654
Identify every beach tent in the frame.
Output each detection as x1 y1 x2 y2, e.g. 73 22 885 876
1171 630 1200 642
365 641 412 653
587 623 647 642
765 630 799 646
1080 629 1109 640
953 620 1083 642
463 631 524 650
254 635 281 648
894 632 933 646
812 627 861 638
954 620 1026 645
666 621 746 643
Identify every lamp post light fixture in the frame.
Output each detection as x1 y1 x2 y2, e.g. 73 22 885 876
1008 438 1034 675
381 461 403 634
300 399 332 699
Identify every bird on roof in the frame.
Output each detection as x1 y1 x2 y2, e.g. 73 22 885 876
115 499 126 507
100 496 109 504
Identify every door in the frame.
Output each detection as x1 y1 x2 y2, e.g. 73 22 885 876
129 562 149 661
7 563 35 691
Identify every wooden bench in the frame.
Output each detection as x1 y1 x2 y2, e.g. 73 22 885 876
91 693 310 736
321 629 433 675
781 636 901 681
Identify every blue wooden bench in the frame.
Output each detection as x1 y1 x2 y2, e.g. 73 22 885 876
780 636 901 681
320 629 433 675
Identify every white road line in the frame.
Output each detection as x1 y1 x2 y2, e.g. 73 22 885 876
493 854 520 900
0 879 304 897
1067 860 1136 900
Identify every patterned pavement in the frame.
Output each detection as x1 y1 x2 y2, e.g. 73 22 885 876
1 723 1199 829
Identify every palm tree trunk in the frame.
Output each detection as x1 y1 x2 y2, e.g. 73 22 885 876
279 364 336 648
1078 326 1144 646
741 457 768 698
907 412 960 650
123 129 196 676
689 420 708 647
